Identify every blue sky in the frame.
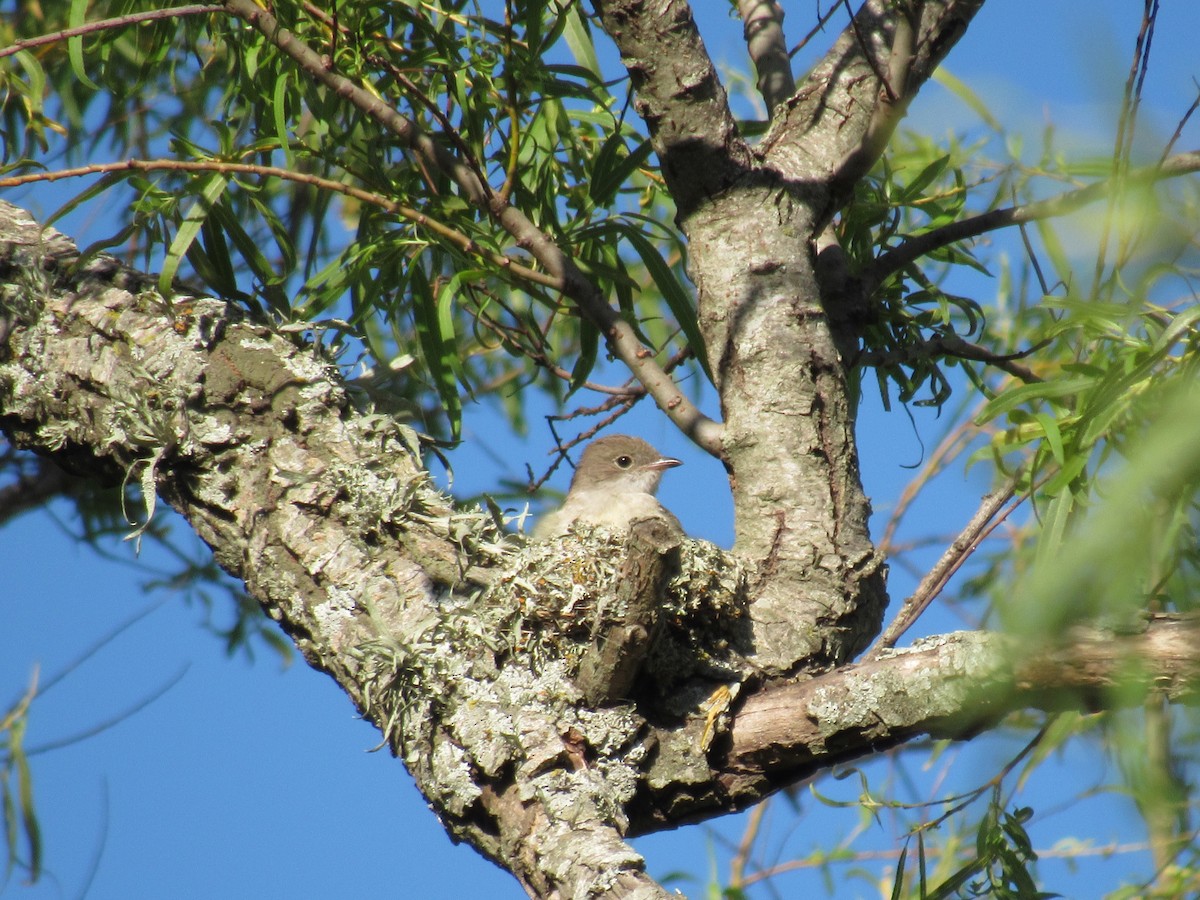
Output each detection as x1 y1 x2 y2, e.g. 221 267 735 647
5 3 1200 898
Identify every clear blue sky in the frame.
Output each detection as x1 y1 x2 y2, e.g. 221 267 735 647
5 3 1198 897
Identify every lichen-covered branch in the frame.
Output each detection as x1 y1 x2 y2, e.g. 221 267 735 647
633 616 1200 828
0 200 659 896
7 198 1200 893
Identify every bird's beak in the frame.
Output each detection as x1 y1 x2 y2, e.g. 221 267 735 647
645 456 682 472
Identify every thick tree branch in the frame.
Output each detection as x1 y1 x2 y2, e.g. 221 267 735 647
732 616 1200 776
9 199 1200 891
221 0 723 454
0 200 669 896
588 3 891 673
625 616 1200 831
761 0 984 218
591 0 754 221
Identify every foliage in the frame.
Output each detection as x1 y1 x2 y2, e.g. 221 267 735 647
1 1 694 442
1 673 39 886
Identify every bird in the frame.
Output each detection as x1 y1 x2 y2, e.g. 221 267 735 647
532 435 683 539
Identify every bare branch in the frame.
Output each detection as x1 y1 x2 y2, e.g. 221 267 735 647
856 332 1046 384
866 475 1023 659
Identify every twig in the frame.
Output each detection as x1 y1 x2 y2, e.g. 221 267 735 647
861 151 1200 295
788 4 841 58
1092 0 1159 296
866 473 1025 658
878 413 983 555
0 4 223 59
0 160 561 288
857 332 1046 386
222 0 725 456
729 800 768 889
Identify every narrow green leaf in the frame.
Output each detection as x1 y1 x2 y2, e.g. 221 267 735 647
1032 412 1066 466
977 375 1094 422
159 174 230 295
620 224 712 383
571 319 599 394
900 154 950 201
1035 489 1075 568
190 216 239 298
436 269 487 394
933 68 1001 131
44 171 129 228
4 776 18 871
1033 218 1072 288
890 838 907 900
209 201 278 287
561 5 600 80
411 266 462 439
589 137 654 208
67 0 101 91
272 71 293 166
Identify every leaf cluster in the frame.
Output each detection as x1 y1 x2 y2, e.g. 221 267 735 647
1 1 704 439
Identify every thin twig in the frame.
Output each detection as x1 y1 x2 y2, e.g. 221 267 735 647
729 800 768 889
788 4 841 58
0 4 222 59
0 160 561 288
866 472 1026 658
1092 0 1159 296
879 413 983 555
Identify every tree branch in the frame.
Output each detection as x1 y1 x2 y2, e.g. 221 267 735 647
220 0 723 454
591 0 753 221
737 0 796 116
760 0 984 217
866 475 1022 658
625 616 1200 831
861 150 1200 295
0 198 690 895
731 617 1200 819
0 4 222 59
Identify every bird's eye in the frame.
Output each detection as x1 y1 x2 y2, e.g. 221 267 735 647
615 455 634 469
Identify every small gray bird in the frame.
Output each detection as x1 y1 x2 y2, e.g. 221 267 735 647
533 435 683 539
